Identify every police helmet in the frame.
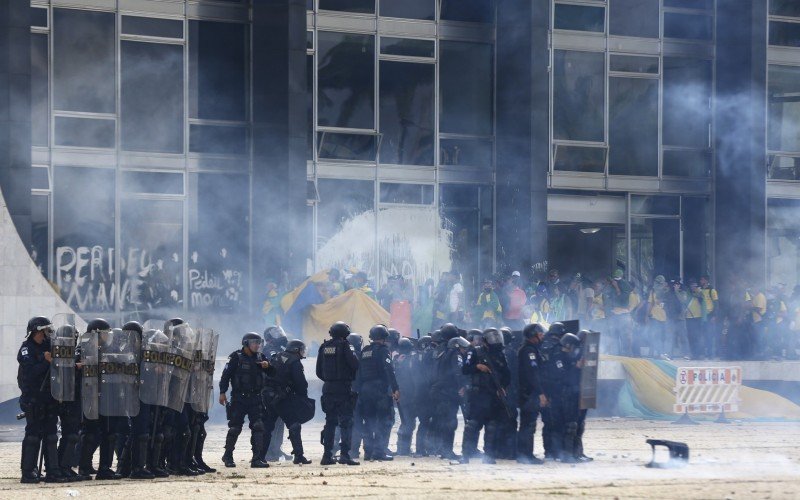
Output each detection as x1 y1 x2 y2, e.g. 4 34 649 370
54 325 76 340
430 329 444 343
347 333 363 351
329 321 351 339
285 339 307 358
122 321 144 336
483 328 504 346
500 327 513 345
26 316 52 337
369 324 390 341
242 332 264 350
164 318 185 332
440 323 459 341
447 337 470 350
264 325 287 340
466 328 483 343
86 318 112 334
145 329 169 346
547 322 566 337
387 328 401 345
578 329 590 343
560 333 580 349
397 337 413 354
418 335 432 350
523 323 546 340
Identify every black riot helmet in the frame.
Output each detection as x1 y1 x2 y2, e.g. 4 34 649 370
347 333 363 351
467 328 483 345
264 325 288 348
418 335 432 350
483 328 504 346
397 337 413 354
26 316 52 338
440 323 459 341
369 324 390 341
329 321 351 339
548 322 566 337
578 329 590 343
387 328 401 345
164 318 185 331
523 323 546 340
122 321 143 336
430 329 443 343
86 318 112 334
500 327 513 346
285 339 307 358
242 332 264 351
560 333 581 351
447 336 470 350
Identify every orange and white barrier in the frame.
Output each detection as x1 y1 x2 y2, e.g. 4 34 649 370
673 366 742 414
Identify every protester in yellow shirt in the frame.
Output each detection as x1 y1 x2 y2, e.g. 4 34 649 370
647 275 669 358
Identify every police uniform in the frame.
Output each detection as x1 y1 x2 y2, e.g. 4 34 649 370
261 340 287 461
429 344 466 460
315 336 359 464
414 339 439 456
358 342 398 460
219 349 269 465
497 339 520 459
517 340 544 463
262 350 310 462
541 340 580 462
393 348 422 456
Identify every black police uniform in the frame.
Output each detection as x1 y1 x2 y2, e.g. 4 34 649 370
429 345 467 459
262 350 309 461
315 337 359 463
219 349 269 465
261 341 287 461
393 349 422 456
460 345 510 462
541 343 580 462
497 340 520 459
517 340 544 462
537 333 561 459
414 340 440 456
358 342 398 460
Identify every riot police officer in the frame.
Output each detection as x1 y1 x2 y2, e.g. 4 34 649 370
416 330 443 456
498 327 520 460
394 337 421 456
460 328 511 464
316 322 360 466
358 325 400 461
430 336 469 460
538 322 567 460
18 316 66 483
262 325 289 462
541 332 581 463
346 333 364 458
49 316 83 482
219 332 271 468
517 323 546 464
262 339 313 465
573 330 593 463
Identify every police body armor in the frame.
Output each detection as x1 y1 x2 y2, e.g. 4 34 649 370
358 344 385 384
190 329 219 414
139 329 173 409
80 331 100 420
468 346 504 393
319 338 355 383
166 323 198 411
232 350 265 395
98 328 140 417
268 351 315 424
50 314 78 403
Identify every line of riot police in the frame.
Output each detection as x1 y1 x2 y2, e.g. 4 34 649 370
16 314 218 483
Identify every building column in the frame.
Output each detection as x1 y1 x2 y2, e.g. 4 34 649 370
251 0 308 309
714 0 768 298
0 0 32 247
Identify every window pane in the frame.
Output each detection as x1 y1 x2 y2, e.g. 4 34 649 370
32 167 49 190
440 138 492 167
768 155 800 180
769 65 800 152
663 57 712 148
53 9 115 113
318 132 377 161
189 173 249 311
122 16 183 38
120 199 184 312
380 37 435 58
440 0 495 23
554 145 606 173
31 33 48 147
307 30 314 50
770 21 800 47
319 0 374 13
31 7 47 28
189 21 247 121
664 0 712 8
317 178 375 250
610 0 659 38
54 117 115 149
317 32 375 129
379 61 434 165
771 0 800 17
121 41 184 153
630 195 680 216
554 3 605 32
31 195 48 276
609 78 658 176
380 183 433 204
380 0 435 20
664 13 712 40
553 50 605 142
122 171 184 195
610 55 659 73
440 41 493 136
53 167 116 313
307 55 314 160
189 124 248 155
663 149 711 178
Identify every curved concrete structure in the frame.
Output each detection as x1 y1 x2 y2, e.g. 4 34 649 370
0 188 85 403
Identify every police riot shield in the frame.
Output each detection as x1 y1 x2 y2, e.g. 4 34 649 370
579 330 601 410
139 329 173 408
99 328 140 417
50 314 77 402
190 329 219 414
166 323 198 412
79 330 100 420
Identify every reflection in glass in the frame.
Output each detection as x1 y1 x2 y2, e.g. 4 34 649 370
319 0 374 13
379 61 434 165
318 32 375 129
663 57 712 148
121 41 184 153
664 13 712 40
553 145 606 173
554 3 605 32
553 51 605 142
610 55 659 74
380 183 434 204
380 37 435 58
440 138 492 167
769 65 800 152
317 179 374 248
380 0 435 20
122 16 184 38
440 41 493 136
53 9 115 113
663 149 711 178
440 0 495 23
767 199 800 289
609 78 658 176
318 132 377 161
31 33 48 147
770 21 800 47
664 0 712 8
31 7 47 28
54 117 115 149
123 171 184 195
610 0 659 38
189 21 247 121
439 184 493 292
768 155 800 180
771 0 800 17
189 125 248 155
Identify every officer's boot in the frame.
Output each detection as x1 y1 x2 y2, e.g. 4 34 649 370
265 419 285 461
222 426 240 467
78 432 98 479
130 435 155 479
59 433 82 481
459 420 480 464
172 430 199 476
43 434 68 483
287 423 311 464
116 436 132 478
561 422 578 464
440 429 460 461
185 426 204 474
194 428 216 473
20 435 41 484
338 420 360 466
249 421 269 468
482 422 498 464
320 423 336 465
95 433 122 480
149 433 170 478
396 427 412 456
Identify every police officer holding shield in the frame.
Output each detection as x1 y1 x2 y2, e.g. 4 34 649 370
358 325 400 462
